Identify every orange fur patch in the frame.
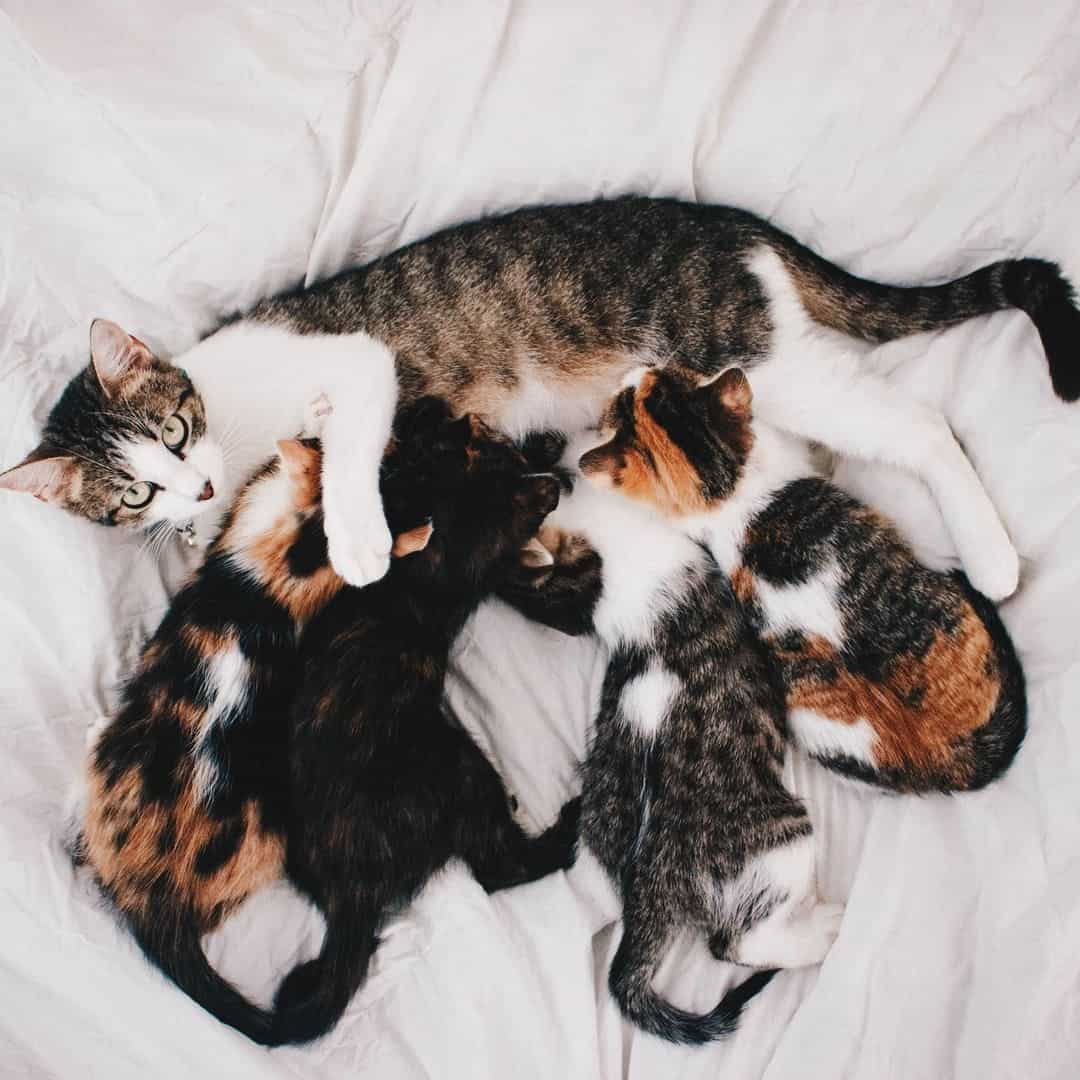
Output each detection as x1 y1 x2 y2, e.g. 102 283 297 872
779 604 1000 783
84 759 285 931
623 372 708 516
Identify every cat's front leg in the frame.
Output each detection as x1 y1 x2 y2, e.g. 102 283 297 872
317 333 399 587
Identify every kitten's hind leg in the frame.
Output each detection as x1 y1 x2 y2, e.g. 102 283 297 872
712 833 843 969
449 721 580 890
752 359 1019 600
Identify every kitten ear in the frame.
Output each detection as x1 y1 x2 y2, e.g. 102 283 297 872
392 520 434 557
578 441 620 487
0 447 77 503
704 368 753 415
520 535 555 568
89 319 155 399
276 438 321 483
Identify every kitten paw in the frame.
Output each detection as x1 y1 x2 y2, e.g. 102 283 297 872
790 901 845 966
323 481 393 587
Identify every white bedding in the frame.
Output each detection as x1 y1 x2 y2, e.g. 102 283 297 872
2 2 1079 1077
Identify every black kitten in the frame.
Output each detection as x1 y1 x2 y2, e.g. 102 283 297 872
271 403 577 1046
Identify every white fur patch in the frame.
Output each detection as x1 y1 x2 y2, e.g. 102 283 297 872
123 436 224 528
177 323 398 566
721 832 842 968
226 466 294 580
547 436 703 645
494 373 610 441
193 643 250 803
619 663 679 738
754 559 845 649
787 706 878 766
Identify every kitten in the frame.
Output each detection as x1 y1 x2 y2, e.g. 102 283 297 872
80 433 345 1045
273 403 579 1046
575 366 1027 794
7 198 1079 597
500 438 842 1046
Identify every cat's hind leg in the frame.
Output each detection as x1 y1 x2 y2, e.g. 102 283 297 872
751 356 1018 600
712 833 843 969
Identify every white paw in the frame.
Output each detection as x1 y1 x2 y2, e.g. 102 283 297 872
963 538 1020 602
303 393 333 438
323 480 392 588
789 902 845 966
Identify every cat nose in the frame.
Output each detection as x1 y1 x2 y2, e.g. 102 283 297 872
197 480 214 502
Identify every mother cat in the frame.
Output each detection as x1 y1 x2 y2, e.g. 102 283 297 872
3 197 1077 598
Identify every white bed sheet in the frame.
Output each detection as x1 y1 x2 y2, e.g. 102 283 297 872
2 2 1079 1078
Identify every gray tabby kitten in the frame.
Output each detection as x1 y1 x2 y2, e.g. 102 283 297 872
4 198 1078 596
501 435 841 1047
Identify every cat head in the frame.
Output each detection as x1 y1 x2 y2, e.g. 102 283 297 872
0 320 225 533
381 397 561 589
218 437 343 621
578 365 754 515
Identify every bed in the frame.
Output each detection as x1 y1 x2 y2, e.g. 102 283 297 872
2 2 1079 1077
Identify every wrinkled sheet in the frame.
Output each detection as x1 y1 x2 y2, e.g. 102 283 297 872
2 2 1079 1077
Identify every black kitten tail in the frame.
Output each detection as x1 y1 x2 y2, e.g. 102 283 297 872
132 916 276 1044
269 903 379 1046
608 934 776 1046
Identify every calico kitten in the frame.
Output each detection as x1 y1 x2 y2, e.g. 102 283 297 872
8 198 1080 597
500 437 842 1047
576 366 1027 794
81 433 345 1045
272 403 579 1046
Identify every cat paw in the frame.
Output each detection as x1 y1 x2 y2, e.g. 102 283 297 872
964 541 1020 602
323 482 393 587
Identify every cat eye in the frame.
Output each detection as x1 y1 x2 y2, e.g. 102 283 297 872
162 413 189 451
122 481 156 509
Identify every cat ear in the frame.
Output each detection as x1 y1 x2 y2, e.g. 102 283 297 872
276 438 321 481
392 520 434 557
703 368 753 415
520 535 555 568
0 447 77 503
89 319 155 399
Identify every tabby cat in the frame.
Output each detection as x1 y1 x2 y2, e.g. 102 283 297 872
573 366 1027 793
273 401 579 1046
6 198 1079 599
500 435 841 1046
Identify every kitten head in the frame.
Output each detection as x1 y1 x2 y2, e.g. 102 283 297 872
0 320 225 532
577 365 754 515
381 398 561 589
219 437 343 621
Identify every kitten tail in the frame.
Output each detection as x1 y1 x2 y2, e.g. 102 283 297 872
131 915 276 1044
268 900 378 1046
608 932 776 1046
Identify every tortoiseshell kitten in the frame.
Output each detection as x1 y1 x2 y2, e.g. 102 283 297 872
500 436 841 1047
80 434 345 1044
272 404 579 1046
577 366 1027 794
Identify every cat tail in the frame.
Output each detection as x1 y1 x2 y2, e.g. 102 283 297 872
608 920 777 1045
268 898 378 1046
131 913 277 1044
770 233 1080 402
